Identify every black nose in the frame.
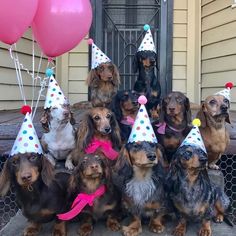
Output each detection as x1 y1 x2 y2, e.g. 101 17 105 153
90 164 98 169
21 173 32 182
169 107 175 112
104 127 111 133
221 105 228 113
147 154 156 161
132 100 138 106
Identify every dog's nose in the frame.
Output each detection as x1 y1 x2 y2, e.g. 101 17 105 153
104 127 111 133
220 105 228 113
132 100 138 106
21 173 32 182
169 107 175 112
147 154 156 161
90 164 98 169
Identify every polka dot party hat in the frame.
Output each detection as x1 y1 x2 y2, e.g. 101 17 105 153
128 95 157 143
180 118 206 153
138 24 156 53
44 75 68 109
10 112 43 156
88 38 111 69
214 82 233 101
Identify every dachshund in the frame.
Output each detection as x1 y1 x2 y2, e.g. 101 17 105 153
110 89 139 142
63 154 121 236
133 50 161 120
40 103 76 170
196 95 231 169
113 141 170 236
166 144 230 236
87 62 120 107
71 107 121 167
153 91 192 163
0 153 70 236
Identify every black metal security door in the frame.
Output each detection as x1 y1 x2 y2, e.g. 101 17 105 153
90 0 173 97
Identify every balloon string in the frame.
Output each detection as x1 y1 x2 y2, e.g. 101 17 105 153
31 35 35 108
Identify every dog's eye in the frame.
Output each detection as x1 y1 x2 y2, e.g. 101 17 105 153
94 115 100 121
176 97 184 103
106 113 111 119
183 150 193 160
223 98 229 104
209 100 216 105
11 158 19 166
29 155 37 162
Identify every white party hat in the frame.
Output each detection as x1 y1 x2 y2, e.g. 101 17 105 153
88 38 111 69
180 119 206 153
128 95 157 143
10 112 43 156
138 24 156 53
214 82 233 101
44 75 68 109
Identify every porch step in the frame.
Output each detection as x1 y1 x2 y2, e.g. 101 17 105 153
0 211 234 236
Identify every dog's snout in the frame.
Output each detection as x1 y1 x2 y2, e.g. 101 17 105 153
169 107 175 112
147 154 156 161
21 172 32 182
90 163 99 170
220 105 228 113
104 127 111 133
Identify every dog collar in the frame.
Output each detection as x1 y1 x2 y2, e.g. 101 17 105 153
120 116 135 126
85 138 119 160
57 184 106 220
155 122 185 134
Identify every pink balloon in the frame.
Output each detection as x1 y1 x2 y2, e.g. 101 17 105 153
0 0 39 45
32 0 92 57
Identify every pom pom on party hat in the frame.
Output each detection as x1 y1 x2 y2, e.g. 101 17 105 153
128 95 157 143
180 118 206 153
138 24 156 53
44 75 69 109
10 112 43 156
214 82 233 101
88 38 111 69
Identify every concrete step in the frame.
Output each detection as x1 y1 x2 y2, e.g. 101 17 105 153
0 211 234 236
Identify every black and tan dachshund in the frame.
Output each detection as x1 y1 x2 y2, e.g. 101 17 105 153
110 89 139 142
133 50 161 120
0 153 70 236
153 91 192 163
113 141 170 236
166 145 230 236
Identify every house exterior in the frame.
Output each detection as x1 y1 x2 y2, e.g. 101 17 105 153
0 0 235 111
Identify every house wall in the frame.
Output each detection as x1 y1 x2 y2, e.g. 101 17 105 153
201 0 236 110
0 29 49 110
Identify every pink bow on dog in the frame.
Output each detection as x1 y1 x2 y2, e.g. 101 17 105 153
57 185 106 221
85 138 118 160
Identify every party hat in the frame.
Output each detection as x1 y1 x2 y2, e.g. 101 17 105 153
88 38 111 69
180 119 206 153
214 82 233 101
138 24 156 53
10 112 43 156
44 75 68 109
128 95 157 143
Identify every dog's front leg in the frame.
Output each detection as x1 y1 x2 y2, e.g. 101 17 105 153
78 214 93 236
172 217 187 236
199 219 212 236
65 153 74 170
149 212 165 234
23 222 42 236
53 220 67 236
122 215 142 236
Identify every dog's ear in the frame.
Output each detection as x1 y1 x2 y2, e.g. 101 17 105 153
86 69 98 86
110 93 122 121
0 159 11 196
114 146 132 172
184 97 192 125
68 165 80 195
155 53 159 71
196 102 207 128
77 111 94 150
69 111 76 125
156 144 168 169
225 115 231 124
133 53 139 73
41 156 55 187
112 64 120 87
110 113 122 148
158 98 166 123
40 110 50 132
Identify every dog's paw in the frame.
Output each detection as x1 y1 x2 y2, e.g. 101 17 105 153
23 223 41 236
149 222 165 234
214 214 224 223
122 225 142 236
172 223 186 236
106 216 120 231
208 163 220 170
199 227 212 236
65 159 74 170
52 221 66 236
78 223 93 236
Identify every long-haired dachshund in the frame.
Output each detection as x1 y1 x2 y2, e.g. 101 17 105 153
196 95 230 169
40 103 76 170
113 141 170 236
71 107 121 167
153 91 192 163
133 50 161 119
87 62 120 107
166 145 230 236
110 89 139 142
66 154 121 236
0 153 70 236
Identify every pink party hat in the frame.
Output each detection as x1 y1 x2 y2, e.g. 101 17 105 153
214 82 233 101
180 119 206 153
88 38 111 69
10 112 43 156
44 76 68 109
128 95 157 143
138 24 156 53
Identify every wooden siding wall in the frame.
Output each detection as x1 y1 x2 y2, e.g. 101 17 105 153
201 0 236 110
0 29 49 110
59 40 89 105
